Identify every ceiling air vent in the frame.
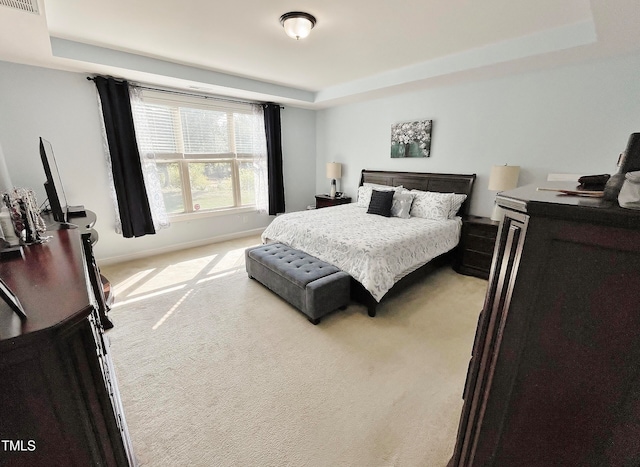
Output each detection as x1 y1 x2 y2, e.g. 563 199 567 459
0 0 39 14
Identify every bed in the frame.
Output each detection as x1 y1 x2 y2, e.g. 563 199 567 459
261 169 476 316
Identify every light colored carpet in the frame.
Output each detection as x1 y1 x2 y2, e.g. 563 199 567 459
101 236 487 467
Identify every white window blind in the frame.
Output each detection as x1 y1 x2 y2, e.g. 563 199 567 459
180 107 230 155
136 103 179 155
131 89 268 217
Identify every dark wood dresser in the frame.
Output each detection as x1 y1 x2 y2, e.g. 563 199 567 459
315 194 352 208
0 228 135 466
454 216 499 279
450 183 640 466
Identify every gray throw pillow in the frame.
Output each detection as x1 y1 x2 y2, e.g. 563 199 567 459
391 192 415 219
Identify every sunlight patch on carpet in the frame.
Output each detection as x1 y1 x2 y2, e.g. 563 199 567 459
133 255 218 295
112 268 156 297
152 288 194 330
112 284 187 309
198 268 243 284
207 247 245 275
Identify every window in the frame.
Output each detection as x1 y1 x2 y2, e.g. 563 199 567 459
132 91 267 217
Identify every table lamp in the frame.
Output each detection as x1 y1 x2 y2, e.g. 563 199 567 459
326 162 342 198
488 164 520 221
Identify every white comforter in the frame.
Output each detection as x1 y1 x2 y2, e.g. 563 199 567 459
261 204 462 302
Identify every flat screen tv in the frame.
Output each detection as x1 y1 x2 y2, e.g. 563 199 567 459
39 137 68 223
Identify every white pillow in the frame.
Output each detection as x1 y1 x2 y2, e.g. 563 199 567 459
448 193 467 218
357 184 402 207
409 190 467 219
390 191 416 219
409 190 453 220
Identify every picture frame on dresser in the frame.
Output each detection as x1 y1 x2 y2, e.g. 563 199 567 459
0 277 26 320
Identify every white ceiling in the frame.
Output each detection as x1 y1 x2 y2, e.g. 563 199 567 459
0 0 639 107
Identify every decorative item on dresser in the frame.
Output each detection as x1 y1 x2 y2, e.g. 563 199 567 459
449 182 640 467
0 277 26 319
315 194 352 209
604 132 640 201
0 227 135 467
454 216 499 279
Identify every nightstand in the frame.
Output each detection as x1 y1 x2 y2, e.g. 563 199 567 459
454 216 499 279
315 195 352 209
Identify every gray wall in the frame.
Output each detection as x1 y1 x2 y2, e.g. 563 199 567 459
316 53 640 217
2 52 639 263
0 61 316 263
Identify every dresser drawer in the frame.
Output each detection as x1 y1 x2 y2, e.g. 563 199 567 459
455 216 499 279
462 250 493 271
466 234 497 255
466 223 498 240
462 249 493 272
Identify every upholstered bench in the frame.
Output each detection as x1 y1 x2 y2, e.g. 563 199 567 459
245 243 350 324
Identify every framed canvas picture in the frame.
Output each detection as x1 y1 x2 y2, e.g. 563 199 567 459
391 120 432 158
0 278 27 320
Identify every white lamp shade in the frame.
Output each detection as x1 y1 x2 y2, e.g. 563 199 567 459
326 162 342 179
488 165 520 191
282 16 314 40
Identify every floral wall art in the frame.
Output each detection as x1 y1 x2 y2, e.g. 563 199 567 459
390 120 432 158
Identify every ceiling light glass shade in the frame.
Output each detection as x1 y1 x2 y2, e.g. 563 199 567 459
280 12 316 40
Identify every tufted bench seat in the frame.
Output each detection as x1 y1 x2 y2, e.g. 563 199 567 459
245 243 350 324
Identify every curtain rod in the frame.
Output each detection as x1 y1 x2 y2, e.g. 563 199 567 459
86 76 284 108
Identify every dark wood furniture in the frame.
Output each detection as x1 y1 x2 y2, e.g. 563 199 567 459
450 183 640 466
359 170 475 217
45 209 115 329
454 216 499 279
315 194 352 208
353 170 476 316
0 229 135 466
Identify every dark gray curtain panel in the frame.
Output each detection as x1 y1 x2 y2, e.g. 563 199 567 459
263 103 285 215
94 76 155 238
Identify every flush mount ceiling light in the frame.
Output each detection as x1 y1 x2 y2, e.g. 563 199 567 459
279 12 316 40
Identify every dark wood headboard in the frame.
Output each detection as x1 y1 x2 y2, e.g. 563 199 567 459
359 169 476 217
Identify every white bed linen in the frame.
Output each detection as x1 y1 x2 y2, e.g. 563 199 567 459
261 204 462 302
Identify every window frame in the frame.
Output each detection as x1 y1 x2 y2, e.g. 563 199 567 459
139 90 261 220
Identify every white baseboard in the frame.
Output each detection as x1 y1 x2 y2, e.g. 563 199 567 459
98 228 265 266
